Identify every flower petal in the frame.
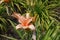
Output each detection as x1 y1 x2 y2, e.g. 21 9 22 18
16 24 29 30
22 26 28 29
16 24 22 29
25 13 33 25
25 18 32 26
29 24 35 31
18 16 25 23
26 13 30 19
12 12 21 20
12 12 25 24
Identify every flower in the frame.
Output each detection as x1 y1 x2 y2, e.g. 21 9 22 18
0 0 10 4
12 12 35 31
4 0 10 3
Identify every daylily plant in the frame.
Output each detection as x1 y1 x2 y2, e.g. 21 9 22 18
12 12 36 31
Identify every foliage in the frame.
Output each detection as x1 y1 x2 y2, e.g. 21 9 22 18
0 0 60 40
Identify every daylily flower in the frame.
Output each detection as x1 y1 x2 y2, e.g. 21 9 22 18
0 0 10 4
4 0 10 3
12 12 35 31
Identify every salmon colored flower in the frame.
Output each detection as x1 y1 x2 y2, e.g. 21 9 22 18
4 0 10 3
12 12 35 31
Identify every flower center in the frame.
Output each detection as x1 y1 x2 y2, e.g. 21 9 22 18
21 18 30 26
